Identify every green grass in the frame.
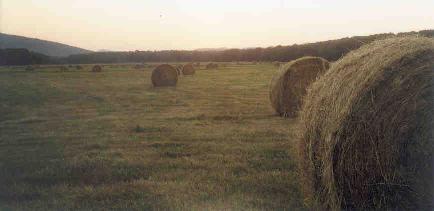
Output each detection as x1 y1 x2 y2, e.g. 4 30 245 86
0 63 303 210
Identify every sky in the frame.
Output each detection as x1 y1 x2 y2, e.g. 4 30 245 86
1 0 433 51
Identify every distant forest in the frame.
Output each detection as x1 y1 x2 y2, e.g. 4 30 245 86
1 30 432 66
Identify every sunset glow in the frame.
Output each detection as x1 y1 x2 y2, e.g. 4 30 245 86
2 0 434 51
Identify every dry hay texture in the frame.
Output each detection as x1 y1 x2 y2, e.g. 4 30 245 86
151 64 178 87
206 63 218 69
182 63 196 75
91 65 102 72
298 37 434 210
269 56 330 117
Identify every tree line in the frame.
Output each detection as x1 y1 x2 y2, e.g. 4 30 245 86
0 48 56 66
1 30 432 66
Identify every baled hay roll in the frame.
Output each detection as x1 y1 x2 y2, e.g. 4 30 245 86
91 65 102 72
151 64 178 87
182 63 196 75
206 63 218 69
25 66 35 71
269 56 330 117
298 37 434 210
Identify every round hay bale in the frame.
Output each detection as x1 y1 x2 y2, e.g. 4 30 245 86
298 37 434 210
76 65 82 70
182 63 195 75
134 64 146 69
24 66 35 71
60 66 68 71
206 63 218 69
269 56 330 117
91 65 102 72
151 64 178 87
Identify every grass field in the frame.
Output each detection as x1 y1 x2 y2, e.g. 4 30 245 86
0 64 304 210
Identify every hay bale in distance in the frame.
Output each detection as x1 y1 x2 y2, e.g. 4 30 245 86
298 37 434 210
91 65 102 72
134 64 145 69
76 65 82 70
182 63 195 75
206 63 218 69
151 64 178 87
60 66 68 71
24 66 35 71
269 56 330 117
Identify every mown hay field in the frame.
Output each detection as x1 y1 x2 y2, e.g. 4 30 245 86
0 63 304 210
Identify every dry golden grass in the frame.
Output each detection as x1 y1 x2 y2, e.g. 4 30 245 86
0 62 303 210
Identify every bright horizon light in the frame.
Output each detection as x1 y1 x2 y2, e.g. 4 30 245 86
2 0 434 51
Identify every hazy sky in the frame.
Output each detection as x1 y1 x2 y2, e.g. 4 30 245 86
2 0 433 51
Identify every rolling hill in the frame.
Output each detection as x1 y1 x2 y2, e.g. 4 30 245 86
0 33 92 57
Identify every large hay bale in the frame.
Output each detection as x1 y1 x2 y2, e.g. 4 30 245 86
151 64 178 87
298 37 434 210
206 63 218 69
182 63 195 75
269 56 330 117
91 65 102 72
